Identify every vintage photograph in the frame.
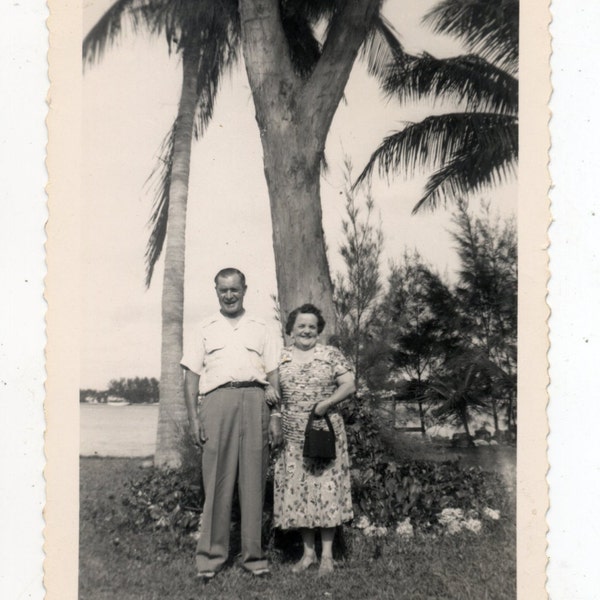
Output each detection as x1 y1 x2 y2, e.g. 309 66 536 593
45 0 548 598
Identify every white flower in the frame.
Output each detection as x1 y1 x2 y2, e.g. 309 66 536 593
375 526 388 538
463 518 482 534
395 518 414 539
438 508 464 525
355 515 371 530
446 520 463 535
363 524 378 537
483 507 501 520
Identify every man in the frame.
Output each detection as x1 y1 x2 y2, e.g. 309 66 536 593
181 268 282 580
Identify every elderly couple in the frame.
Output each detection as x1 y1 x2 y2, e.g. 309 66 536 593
182 267 356 581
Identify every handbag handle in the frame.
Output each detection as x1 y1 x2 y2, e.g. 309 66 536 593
306 403 335 435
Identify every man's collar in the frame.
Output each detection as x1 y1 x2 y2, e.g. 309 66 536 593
206 311 263 326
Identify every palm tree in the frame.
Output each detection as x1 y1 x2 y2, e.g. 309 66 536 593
356 0 518 212
85 0 406 466
84 0 241 467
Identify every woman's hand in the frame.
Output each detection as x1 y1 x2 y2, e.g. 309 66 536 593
314 400 331 417
314 372 356 417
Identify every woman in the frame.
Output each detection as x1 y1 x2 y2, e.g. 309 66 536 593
273 303 356 576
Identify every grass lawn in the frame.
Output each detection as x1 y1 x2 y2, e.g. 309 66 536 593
80 457 515 600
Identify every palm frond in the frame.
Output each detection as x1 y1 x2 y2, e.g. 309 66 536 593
282 11 322 78
83 0 149 66
360 13 410 81
423 0 518 74
356 112 516 185
144 123 176 287
192 23 241 137
414 116 518 212
384 54 518 115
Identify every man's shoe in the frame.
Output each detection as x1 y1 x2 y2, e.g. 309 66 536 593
195 570 216 583
249 567 271 578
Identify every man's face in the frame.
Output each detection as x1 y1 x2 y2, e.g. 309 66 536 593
215 274 246 317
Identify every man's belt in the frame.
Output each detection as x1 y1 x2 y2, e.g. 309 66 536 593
214 381 265 391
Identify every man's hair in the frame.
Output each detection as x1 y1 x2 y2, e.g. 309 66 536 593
285 303 326 335
214 267 246 287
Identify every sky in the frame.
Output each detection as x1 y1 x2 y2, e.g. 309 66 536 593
81 0 517 389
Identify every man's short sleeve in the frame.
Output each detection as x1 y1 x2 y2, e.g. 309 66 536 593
180 324 206 376
263 322 283 373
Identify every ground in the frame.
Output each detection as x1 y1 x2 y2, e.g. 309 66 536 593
79 457 515 600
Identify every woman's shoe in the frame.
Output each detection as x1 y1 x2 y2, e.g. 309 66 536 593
291 554 317 573
318 556 334 576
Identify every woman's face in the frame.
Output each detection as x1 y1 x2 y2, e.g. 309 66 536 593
291 313 320 350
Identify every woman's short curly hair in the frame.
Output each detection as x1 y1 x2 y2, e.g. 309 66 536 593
285 303 326 336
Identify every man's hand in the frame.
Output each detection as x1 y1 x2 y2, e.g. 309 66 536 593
268 415 283 449
264 383 280 408
190 416 207 447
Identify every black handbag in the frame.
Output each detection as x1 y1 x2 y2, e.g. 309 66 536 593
303 404 336 460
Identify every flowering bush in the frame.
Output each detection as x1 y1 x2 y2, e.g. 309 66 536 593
343 398 508 532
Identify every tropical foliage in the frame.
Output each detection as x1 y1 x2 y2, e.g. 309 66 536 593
335 198 517 440
450 200 517 430
356 0 519 211
108 377 160 404
80 377 160 403
424 0 518 74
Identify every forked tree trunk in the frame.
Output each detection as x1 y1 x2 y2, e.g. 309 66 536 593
239 0 380 340
154 47 200 468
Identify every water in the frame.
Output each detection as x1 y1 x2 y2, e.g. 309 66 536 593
80 403 159 457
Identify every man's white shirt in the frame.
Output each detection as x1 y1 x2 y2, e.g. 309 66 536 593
181 312 282 395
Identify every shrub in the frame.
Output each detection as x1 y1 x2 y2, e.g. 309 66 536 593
122 466 203 537
343 396 508 530
113 401 508 548
350 458 507 530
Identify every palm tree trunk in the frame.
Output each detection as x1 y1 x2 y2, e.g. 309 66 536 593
154 46 200 468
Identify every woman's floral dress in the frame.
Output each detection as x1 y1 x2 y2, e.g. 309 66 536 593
273 344 354 529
